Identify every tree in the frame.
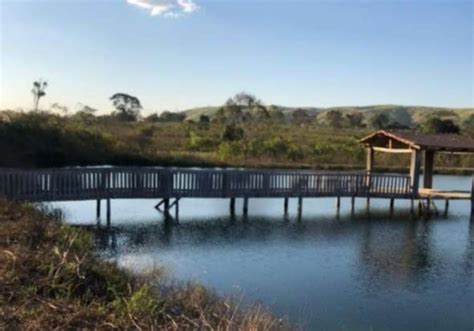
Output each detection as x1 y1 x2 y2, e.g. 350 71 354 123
292 108 311 125
50 102 69 116
110 93 142 121
346 112 364 128
422 117 460 134
73 104 98 125
267 106 285 123
199 115 210 124
217 92 268 124
222 124 244 141
370 113 390 129
145 113 160 123
326 110 344 128
158 111 186 122
32 80 48 111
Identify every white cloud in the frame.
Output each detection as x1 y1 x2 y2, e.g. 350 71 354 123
127 0 198 17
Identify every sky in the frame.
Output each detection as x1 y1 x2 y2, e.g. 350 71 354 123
0 0 472 115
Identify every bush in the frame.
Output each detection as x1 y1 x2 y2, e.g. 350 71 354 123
218 141 244 159
186 131 218 151
222 124 245 141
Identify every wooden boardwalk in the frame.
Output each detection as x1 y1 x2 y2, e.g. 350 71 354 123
0 167 414 202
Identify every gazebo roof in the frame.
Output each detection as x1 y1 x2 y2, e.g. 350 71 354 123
359 130 474 153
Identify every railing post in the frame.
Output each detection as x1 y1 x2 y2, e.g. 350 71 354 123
470 176 474 220
222 171 230 198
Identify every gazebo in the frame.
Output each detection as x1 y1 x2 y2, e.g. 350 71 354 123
360 130 474 213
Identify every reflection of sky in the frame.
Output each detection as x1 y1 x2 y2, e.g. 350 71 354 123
49 175 473 330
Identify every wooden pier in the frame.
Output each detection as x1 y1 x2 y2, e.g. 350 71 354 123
0 131 473 222
0 166 471 222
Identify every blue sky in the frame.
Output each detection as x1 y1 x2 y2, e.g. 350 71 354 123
0 0 472 114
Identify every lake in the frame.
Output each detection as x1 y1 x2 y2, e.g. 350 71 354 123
51 174 473 330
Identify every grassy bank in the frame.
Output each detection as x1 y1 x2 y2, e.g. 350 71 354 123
0 199 289 330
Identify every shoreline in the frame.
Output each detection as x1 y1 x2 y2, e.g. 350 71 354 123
0 199 290 330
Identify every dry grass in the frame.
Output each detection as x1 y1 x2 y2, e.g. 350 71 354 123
0 199 291 330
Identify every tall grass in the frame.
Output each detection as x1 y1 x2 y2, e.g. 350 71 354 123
0 199 290 330
1 111 473 172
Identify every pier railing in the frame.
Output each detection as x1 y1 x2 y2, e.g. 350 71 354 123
0 167 413 202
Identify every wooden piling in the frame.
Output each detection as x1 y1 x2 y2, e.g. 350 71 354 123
389 198 394 217
106 199 111 226
96 199 101 220
366 197 370 214
174 199 179 222
410 199 415 217
164 198 170 215
471 178 474 220
297 197 303 220
230 198 236 216
284 198 289 216
444 199 449 218
243 197 249 216
351 196 355 215
426 199 431 218
336 196 341 213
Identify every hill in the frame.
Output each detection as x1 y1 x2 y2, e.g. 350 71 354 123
182 104 474 127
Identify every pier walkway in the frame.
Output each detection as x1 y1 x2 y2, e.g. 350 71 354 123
0 167 413 201
0 167 471 222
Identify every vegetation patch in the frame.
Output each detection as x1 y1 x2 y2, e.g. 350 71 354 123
0 199 290 330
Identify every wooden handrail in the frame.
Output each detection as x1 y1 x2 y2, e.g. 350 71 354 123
0 167 414 202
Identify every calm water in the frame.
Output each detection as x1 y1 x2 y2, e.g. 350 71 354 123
52 175 473 331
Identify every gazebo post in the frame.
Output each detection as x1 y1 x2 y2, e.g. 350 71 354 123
366 147 374 175
409 149 421 196
423 150 435 189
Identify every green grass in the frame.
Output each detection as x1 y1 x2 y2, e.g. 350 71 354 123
1 110 473 172
0 199 290 330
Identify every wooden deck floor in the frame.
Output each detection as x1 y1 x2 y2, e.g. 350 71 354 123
418 189 471 200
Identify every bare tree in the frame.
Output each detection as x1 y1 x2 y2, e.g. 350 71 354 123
32 80 48 111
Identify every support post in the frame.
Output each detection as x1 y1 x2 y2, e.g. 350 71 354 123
410 199 415 217
96 199 101 220
351 196 355 215
426 199 431 218
366 197 370 215
106 199 111 226
297 197 303 220
410 149 422 196
423 150 435 189
174 199 179 222
336 196 341 214
389 198 394 217
243 197 249 216
444 199 449 218
284 198 289 216
164 198 170 215
471 177 474 220
230 198 236 216
366 147 374 175
366 147 374 189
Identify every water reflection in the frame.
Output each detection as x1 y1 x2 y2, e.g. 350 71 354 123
68 174 473 330
88 212 473 289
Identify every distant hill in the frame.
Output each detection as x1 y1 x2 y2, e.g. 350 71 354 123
182 104 474 127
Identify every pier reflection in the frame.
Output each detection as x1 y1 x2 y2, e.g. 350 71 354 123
85 212 472 290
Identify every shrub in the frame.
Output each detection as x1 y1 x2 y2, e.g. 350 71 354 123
218 141 244 159
222 124 245 141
